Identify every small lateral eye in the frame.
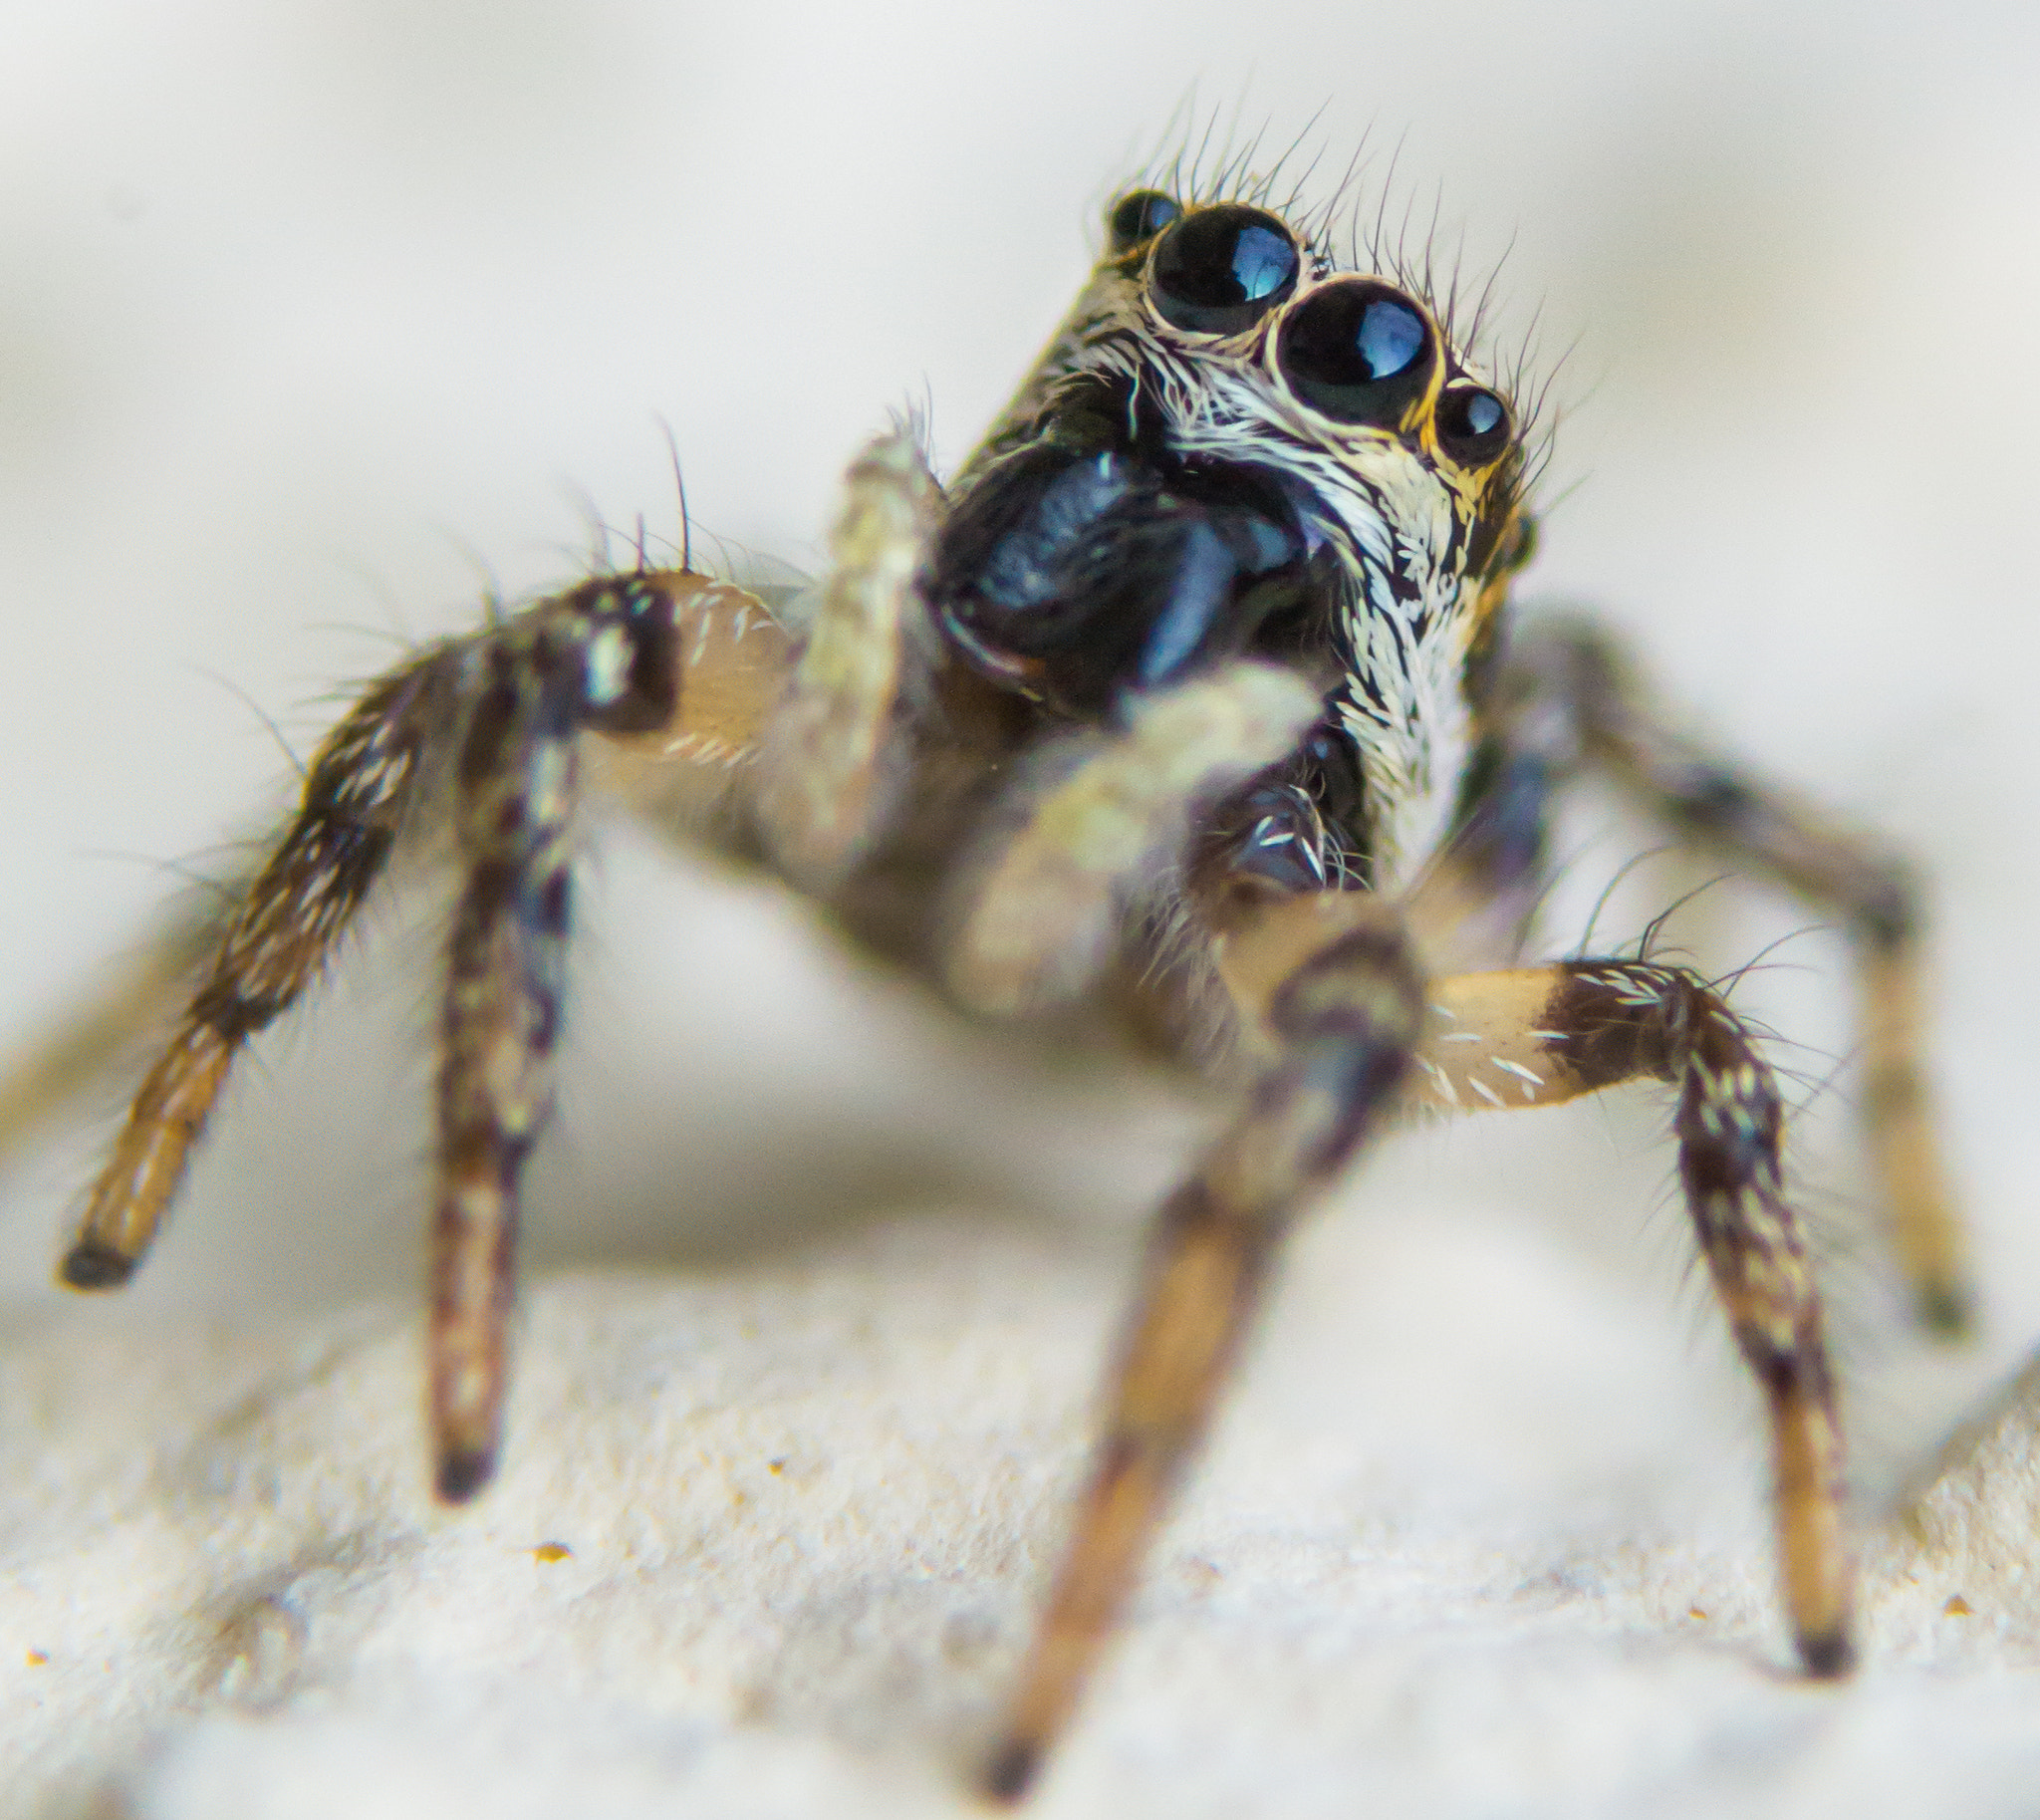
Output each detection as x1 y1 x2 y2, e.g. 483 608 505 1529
1107 189 1181 253
1275 279 1434 426
1437 382 1513 466
1148 205 1300 335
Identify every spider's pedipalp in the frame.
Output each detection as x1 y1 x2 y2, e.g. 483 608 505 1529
946 660 1321 1019
984 905 1423 1802
755 427 941 890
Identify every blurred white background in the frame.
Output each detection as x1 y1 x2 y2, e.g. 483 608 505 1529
2 0 2039 1464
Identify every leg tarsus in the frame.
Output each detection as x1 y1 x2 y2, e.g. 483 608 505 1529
58 1237 138 1290
980 1736 1041 1806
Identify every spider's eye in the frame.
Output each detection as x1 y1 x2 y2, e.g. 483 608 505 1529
1437 383 1513 467
1148 205 1299 335
1107 188 1181 253
1275 279 1434 426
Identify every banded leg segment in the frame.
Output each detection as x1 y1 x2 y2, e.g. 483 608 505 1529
1513 619 1966 1332
1537 960 1854 1674
984 911 1424 1802
62 650 457 1287
1217 892 1855 1680
425 578 679 1500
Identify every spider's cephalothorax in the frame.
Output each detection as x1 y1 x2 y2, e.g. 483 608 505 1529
2 170 1970 1806
927 187 1530 896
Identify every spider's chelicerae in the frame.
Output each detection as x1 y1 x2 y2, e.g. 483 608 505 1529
0 170 1966 1801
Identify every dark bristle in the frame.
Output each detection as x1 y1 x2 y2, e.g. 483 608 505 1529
59 1240 136 1291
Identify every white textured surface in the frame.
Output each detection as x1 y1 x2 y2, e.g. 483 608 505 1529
6 2 2040 1816
6 1201 2040 1820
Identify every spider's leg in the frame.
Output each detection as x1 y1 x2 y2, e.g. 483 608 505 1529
754 427 940 888
983 906 1423 1802
1219 895 1855 1678
426 575 683 1499
946 660 1322 1017
58 570 768 1502
581 577 792 823
60 648 459 1287
1510 619 1966 1334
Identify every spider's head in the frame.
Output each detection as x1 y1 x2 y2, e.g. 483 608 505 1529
925 184 1539 888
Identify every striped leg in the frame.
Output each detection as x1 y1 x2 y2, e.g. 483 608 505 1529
1427 958 1853 1674
983 910 1424 1802
53 570 791 1501
59 650 458 1287
1512 619 1967 1333
0 914 215 1170
1216 894 1854 1683
397 578 686 1500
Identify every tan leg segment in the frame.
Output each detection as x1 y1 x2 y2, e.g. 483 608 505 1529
1860 943 1964 1332
984 910 1424 1802
1516 621 1966 1332
582 577 791 823
753 427 941 889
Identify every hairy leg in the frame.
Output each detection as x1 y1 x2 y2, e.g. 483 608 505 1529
51 570 787 1499
0 917 213 1168
1218 893 1854 1674
59 646 461 1287
1503 619 1967 1333
984 908 1424 1801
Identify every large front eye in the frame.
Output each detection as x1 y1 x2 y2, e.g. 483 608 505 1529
1107 188 1181 253
1437 382 1513 466
1276 279 1434 426
1149 205 1299 335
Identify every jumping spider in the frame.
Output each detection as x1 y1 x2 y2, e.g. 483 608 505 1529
0 171 1966 1802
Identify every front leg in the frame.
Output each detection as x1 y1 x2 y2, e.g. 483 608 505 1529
984 907 1426 1801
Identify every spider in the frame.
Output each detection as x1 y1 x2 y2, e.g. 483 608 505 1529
0 167 1966 1803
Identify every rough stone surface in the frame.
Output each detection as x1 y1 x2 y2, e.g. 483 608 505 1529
5 1197 2040 1820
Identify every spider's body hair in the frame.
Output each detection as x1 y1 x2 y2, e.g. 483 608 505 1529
943 215 1520 909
